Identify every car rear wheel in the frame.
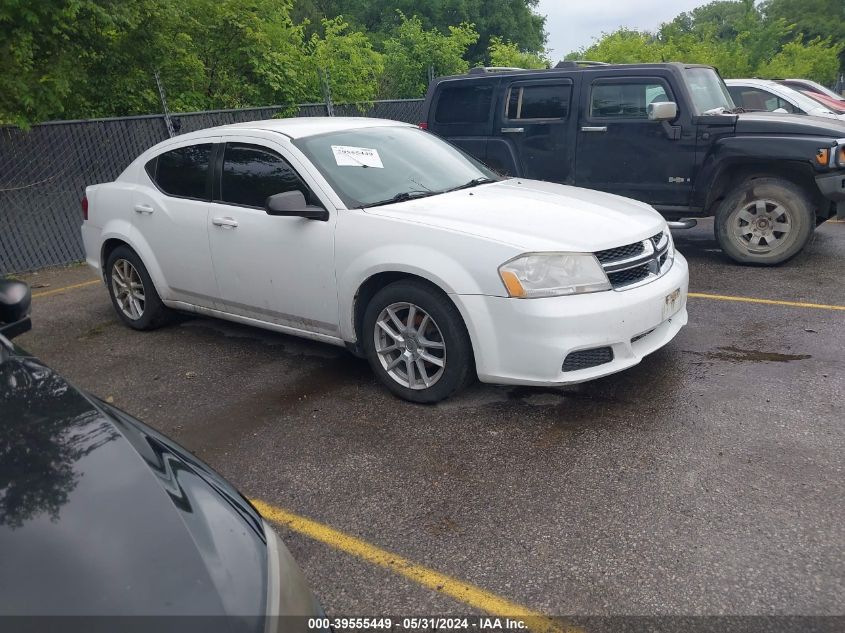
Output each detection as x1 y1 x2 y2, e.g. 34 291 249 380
714 177 814 265
105 245 172 330
362 280 474 403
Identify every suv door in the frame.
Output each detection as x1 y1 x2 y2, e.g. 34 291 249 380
134 140 219 307
428 79 497 167
575 75 695 207
493 78 575 181
207 139 339 337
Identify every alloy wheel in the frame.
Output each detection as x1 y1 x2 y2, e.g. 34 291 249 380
732 198 792 254
111 258 145 320
374 302 446 390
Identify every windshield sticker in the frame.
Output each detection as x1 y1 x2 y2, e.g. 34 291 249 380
331 145 384 168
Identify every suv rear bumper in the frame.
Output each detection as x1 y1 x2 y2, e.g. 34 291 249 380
455 254 689 386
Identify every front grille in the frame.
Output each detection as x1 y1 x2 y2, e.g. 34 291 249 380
595 231 670 290
594 241 645 264
607 264 651 288
562 346 614 372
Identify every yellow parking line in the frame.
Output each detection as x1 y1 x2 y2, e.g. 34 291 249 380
31 279 100 298
252 500 577 633
689 292 845 311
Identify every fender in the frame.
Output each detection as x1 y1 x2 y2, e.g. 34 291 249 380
693 136 822 211
337 241 512 342
99 221 172 301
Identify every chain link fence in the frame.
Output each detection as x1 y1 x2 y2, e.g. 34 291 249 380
0 99 425 274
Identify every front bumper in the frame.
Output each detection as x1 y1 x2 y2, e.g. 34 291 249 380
815 171 845 218
456 253 689 386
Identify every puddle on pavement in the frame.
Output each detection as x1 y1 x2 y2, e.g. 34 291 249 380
688 346 811 363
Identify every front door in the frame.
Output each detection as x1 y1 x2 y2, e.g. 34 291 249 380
207 141 339 337
575 75 695 207
493 78 575 183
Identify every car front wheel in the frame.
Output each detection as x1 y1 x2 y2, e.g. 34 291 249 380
714 177 814 265
362 280 474 403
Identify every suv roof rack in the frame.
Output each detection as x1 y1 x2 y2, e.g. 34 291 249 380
468 66 525 75
554 60 610 68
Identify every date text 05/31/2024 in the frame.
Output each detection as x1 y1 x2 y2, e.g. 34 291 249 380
307 617 530 630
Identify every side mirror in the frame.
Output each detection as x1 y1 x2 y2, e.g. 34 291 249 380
648 101 678 121
265 191 329 221
0 280 32 339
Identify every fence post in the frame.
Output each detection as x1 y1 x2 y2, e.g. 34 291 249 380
154 70 176 137
319 69 335 117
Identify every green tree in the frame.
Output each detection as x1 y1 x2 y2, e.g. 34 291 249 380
762 0 845 69
382 14 478 98
757 36 843 83
0 0 116 126
572 29 664 64
488 36 548 69
307 17 384 104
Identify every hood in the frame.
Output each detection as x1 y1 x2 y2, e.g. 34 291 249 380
0 348 267 625
364 179 666 252
735 111 845 138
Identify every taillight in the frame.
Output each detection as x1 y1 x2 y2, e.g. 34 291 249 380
418 121 428 130
81 194 88 221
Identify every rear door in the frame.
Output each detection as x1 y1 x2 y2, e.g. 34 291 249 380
428 79 497 167
493 78 575 182
574 74 696 207
133 139 219 307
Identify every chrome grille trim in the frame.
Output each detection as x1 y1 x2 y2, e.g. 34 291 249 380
595 231 672 291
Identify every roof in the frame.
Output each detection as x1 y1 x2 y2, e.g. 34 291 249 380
435 62 714 83
186 116 414 140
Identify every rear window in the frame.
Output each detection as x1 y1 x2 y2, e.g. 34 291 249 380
506 84 571 120
434 84 493 124
145 144 212 199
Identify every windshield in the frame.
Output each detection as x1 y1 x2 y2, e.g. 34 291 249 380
683 67 736 114
292 126 498 208
775 84 837 114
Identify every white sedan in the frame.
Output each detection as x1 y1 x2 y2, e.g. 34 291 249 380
82 117 688 403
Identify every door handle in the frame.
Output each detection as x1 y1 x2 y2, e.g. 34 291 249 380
133 204 154 214
581 126 608 133
212 217 239 229
501 127 524 133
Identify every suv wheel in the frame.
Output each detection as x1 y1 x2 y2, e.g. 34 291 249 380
362 280 474 403
105 245 173 330
714 177 814 265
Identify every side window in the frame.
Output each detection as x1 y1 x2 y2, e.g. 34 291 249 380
729 87 796 113
506 84 571 120
146 144 212 199
590 81 672 119
220 144 307 208
435 84 493 124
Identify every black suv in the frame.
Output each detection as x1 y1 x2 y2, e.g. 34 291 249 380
422 62 845 265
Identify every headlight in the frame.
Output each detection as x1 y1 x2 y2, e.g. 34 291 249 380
498 252 611 298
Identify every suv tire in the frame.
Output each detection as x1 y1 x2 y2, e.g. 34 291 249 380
714 177 814 265
362 279 475 403
105 245 173 330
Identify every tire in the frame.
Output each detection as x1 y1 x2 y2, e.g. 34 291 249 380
105 245 173 330
362 279 475 403
714 177 814 265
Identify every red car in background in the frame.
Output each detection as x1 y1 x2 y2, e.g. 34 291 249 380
777 79 845 113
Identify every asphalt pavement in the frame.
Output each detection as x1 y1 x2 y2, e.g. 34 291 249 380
14 218 845 622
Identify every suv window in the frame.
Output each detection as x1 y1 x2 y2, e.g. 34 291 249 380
435 84 493 124
727 87 798 113
590 81 671 119
506 84 571 120
146 144 213 199
220 144 307 208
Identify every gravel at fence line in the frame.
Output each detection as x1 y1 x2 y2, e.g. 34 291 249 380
0 99 424 274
